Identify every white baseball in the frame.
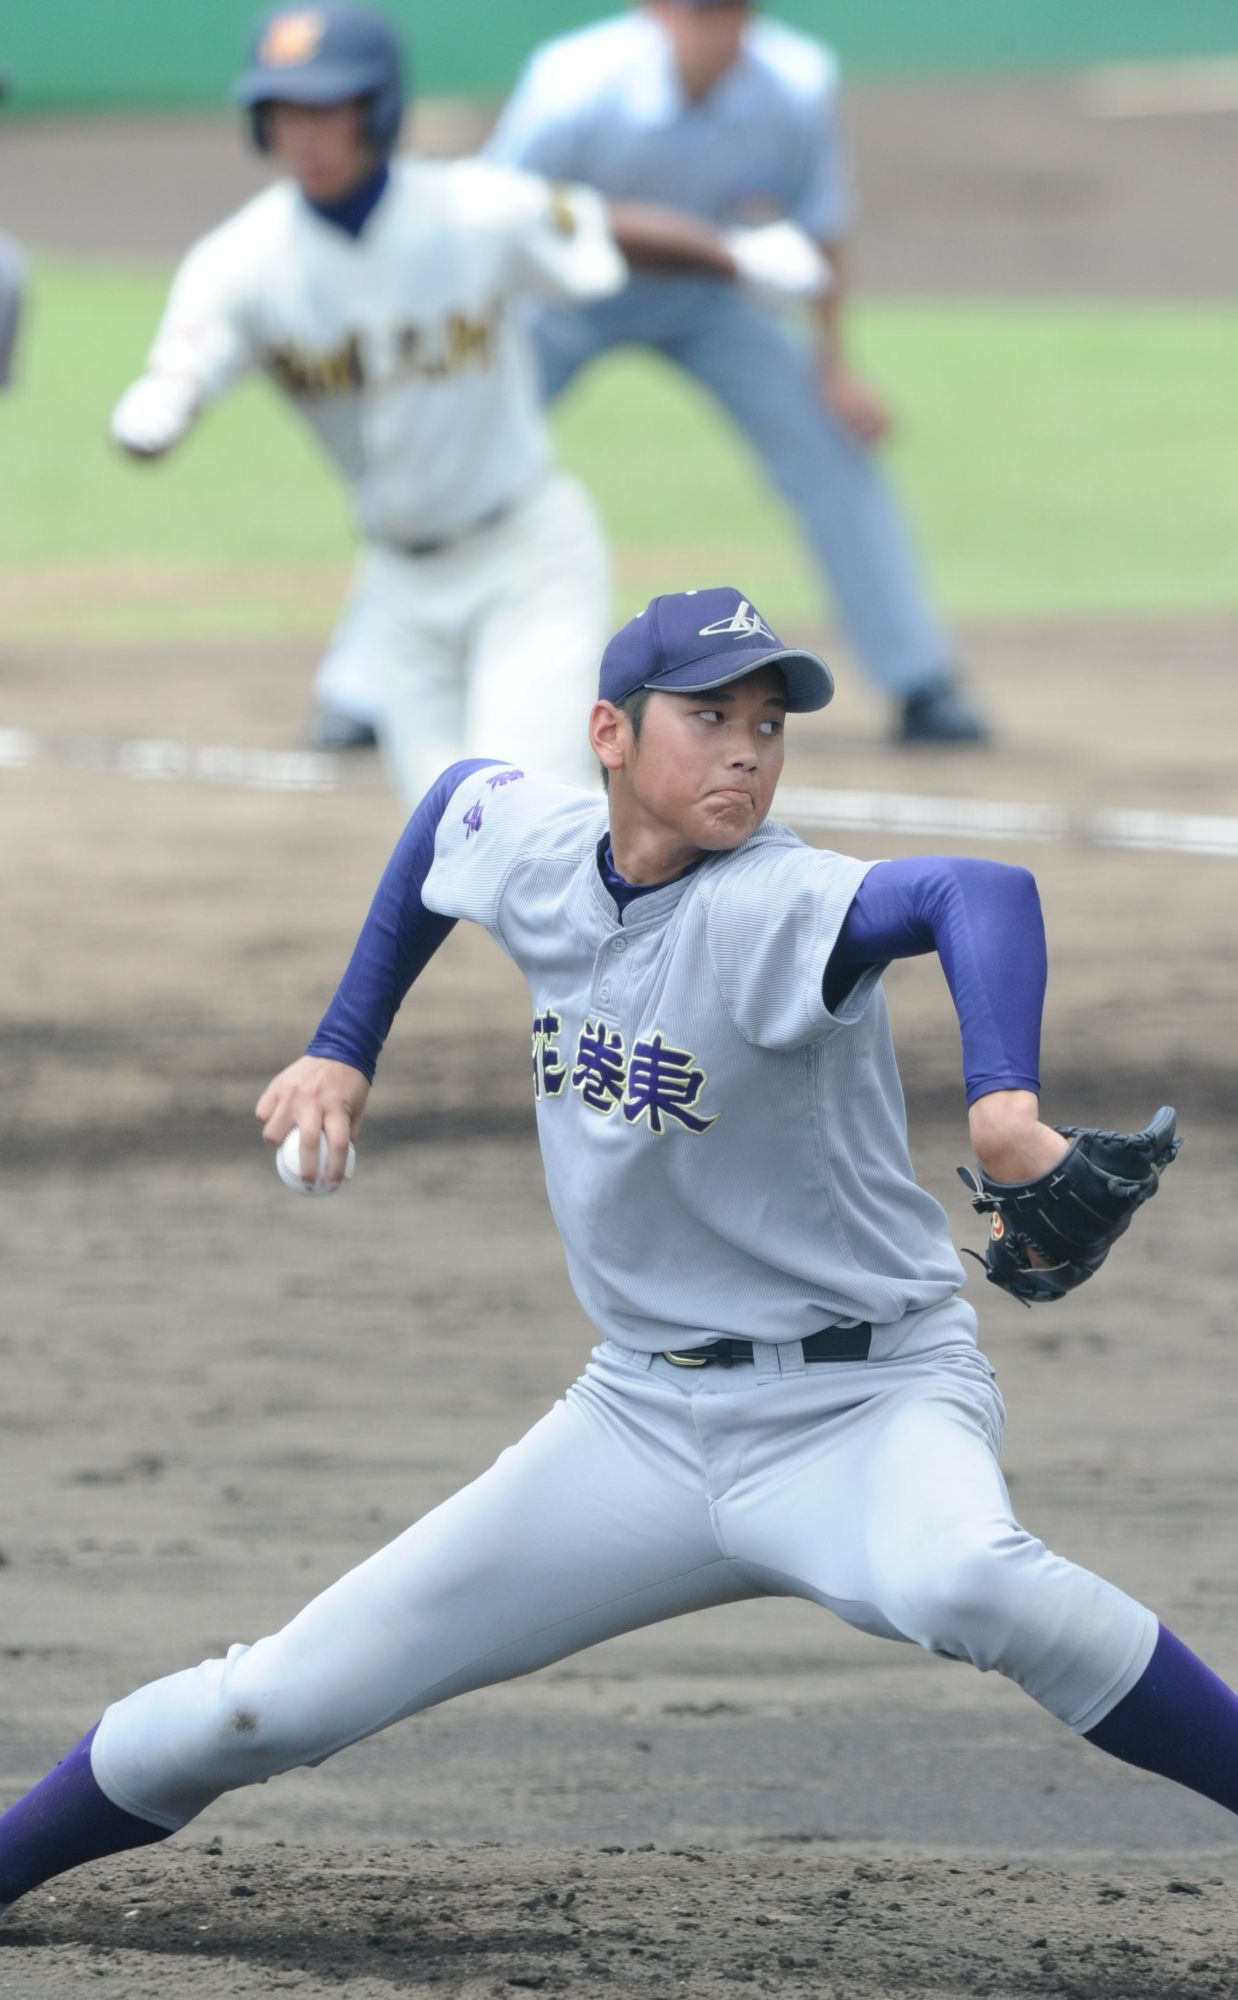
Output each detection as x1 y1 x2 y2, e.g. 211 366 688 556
276 1127 357 1197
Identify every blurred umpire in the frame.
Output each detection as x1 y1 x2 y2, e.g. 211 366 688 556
487 1 988 745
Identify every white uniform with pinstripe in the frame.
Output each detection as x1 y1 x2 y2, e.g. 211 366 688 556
90 769 1156 1829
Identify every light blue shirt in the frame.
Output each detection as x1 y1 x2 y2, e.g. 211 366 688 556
485 10 853 242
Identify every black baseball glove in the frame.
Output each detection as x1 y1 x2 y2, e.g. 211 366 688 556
957 1105 1182 1305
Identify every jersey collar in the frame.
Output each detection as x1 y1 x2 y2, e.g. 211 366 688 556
587 814 798 928
635 15 757 127
303 160 391 240
589 848 700 930
596 837 706 919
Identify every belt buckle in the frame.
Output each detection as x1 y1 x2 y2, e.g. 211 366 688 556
661 1349 711 1368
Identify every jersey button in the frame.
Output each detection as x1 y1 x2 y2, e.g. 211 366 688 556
610 936 627 954
598 982 612 1003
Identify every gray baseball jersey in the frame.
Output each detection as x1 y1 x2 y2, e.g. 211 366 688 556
423 764 971 1357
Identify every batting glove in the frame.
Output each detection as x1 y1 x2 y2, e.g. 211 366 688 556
110 373 199 459
725 222 832 306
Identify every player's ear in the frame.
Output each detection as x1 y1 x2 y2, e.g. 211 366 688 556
590 699 628 778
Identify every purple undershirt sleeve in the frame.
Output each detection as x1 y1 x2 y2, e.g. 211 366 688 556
305 758 499 1081
824 856 1045 1105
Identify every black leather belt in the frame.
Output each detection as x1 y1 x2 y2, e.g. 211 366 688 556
396 500 512 560
661 1325 872 1368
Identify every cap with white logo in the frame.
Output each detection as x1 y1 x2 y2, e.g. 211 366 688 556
597 587 833 712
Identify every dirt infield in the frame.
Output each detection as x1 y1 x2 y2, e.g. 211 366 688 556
2 619 1238 1996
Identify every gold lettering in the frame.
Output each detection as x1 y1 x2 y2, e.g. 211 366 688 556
548 183 578 238
264 333 366 399
447 312 492 369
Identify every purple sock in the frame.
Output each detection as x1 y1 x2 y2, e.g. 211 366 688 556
1085 1623 1238 1814
0 1724 169 1909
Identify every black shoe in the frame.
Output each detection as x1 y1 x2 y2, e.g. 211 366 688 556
897 681 989 745
310 710 379 752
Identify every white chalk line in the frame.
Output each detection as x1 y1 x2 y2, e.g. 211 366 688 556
776 788 1238 861
3 726 1238 859
0 727 336 793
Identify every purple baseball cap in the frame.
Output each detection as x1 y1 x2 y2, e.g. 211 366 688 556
598 588 833 712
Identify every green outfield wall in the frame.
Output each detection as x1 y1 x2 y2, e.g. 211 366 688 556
4 0 1238 110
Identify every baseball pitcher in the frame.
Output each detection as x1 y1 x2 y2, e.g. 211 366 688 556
3 586 1232 1927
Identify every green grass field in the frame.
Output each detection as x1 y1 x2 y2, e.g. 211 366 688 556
4 261 1238 642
